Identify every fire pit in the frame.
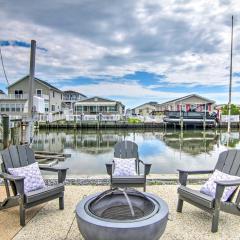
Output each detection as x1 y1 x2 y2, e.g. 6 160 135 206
76 188 169 240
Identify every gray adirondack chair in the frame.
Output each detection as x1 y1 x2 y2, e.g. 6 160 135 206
106 140 151 191
177 149 240 233
0 145 68 226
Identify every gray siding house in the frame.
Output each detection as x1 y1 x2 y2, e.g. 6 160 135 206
74 96 125 115
0 75 63 117
132 102 158 116
156 94 215 112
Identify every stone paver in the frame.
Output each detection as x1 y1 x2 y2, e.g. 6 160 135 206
11 185 240 240
0 187 44 240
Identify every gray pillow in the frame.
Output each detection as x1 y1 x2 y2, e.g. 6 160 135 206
200 169 240 201
8 162 46 193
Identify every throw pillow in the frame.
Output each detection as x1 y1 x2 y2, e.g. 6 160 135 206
113 157 137 176
8 162 46 193
200 169 240 202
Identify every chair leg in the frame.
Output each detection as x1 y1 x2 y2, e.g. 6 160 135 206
177 198 183 213
59 196 64 210
19 201 25 227
211 209 220 233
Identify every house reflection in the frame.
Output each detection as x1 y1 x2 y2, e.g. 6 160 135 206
162 131 219 155
33 129 131 154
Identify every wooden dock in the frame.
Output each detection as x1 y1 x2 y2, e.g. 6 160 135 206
37 120 240 130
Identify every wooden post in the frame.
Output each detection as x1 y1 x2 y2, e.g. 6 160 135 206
2 115 9 149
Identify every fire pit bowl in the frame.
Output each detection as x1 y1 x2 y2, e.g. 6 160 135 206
76 188 169 240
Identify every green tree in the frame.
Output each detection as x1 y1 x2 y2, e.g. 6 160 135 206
222 104 240 115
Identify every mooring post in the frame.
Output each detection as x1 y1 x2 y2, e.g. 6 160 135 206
2 114 9 149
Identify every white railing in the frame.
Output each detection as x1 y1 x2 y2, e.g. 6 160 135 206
0 94 49 100
66 114 122 122
221 115 240 123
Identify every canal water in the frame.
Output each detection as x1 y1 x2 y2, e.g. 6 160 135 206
31 129 240 175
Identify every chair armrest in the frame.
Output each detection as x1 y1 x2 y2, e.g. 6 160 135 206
39 166 68 183
0 172 24 181
0 172 25 195
177 169 214 174
105 163 113 176
215 179 240 187
139 160 152 176
177 169 213 186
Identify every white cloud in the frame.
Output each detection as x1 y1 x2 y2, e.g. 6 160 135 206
0 0 240 107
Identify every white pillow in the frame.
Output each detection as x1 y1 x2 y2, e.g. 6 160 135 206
200 169 240 202
8 162 46 193
113 157 137 177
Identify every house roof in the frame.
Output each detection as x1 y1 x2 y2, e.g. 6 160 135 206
158 94 215 106
63 90 87 97
8 75 62 93
0 89 5 94
76 96 125 106
132 101 158 110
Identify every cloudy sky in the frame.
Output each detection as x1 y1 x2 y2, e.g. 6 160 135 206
0 0 240 108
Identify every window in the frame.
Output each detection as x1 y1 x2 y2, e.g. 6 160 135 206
10 104 15 112
52 91 55 98
36 89 42 97
75 106 83 112
5 104 9 112
108 106 117 112
16 104 21 112
15 90 23 99
90 106 97 113
51 105 55 111
0 103 5 112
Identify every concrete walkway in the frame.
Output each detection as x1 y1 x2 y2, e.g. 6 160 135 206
1 185 239 240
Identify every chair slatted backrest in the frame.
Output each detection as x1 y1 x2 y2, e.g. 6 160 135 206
114 141 139 173
1 145 36 173
114 141 139 159
215 150 240 177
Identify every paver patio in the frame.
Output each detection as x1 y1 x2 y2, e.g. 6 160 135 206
0 185 239 240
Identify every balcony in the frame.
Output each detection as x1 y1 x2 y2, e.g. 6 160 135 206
0 93 49 100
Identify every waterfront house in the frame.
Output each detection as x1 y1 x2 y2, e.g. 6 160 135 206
156 94 215 113
0 75 63 117
62 90 87 110
132 102 158 116
74 96 125 116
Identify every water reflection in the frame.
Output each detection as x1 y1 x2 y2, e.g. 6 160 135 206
31 129 240 175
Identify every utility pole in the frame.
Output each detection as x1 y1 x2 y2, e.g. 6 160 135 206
228 16 234 134
27 40 36 144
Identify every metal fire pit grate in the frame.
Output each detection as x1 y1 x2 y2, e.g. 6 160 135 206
89 188 155 220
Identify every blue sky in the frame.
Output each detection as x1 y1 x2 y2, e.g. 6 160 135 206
1 0 240 108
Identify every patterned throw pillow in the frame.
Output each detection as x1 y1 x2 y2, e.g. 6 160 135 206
200 169 240 202
8 162 46 193
113 157 137 177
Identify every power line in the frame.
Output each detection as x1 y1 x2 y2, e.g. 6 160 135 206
0 46 10 86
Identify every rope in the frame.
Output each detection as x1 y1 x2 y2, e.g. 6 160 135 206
0 46 10 86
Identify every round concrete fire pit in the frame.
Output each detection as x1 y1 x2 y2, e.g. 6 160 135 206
76 188 168 240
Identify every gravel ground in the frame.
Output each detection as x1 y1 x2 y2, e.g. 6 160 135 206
11 185 240 240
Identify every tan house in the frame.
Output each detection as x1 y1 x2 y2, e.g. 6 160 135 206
156 94 215 112
74 96 125 115
132 102 158 116
0 75 63 117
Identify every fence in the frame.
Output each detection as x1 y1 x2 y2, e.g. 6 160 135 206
38 113 122 122
221 115 240 123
